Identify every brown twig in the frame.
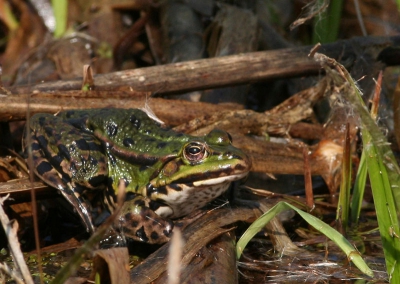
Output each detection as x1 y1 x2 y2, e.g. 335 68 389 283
0 194 33 284
8 36 400 95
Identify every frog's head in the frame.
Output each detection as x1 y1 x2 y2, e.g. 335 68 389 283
145 129 252 218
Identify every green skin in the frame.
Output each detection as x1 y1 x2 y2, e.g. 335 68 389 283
25 108 251 244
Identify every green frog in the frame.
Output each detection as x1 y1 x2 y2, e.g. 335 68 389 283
24 108 251 243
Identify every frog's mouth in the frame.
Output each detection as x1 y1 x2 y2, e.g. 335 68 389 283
192 172 248 187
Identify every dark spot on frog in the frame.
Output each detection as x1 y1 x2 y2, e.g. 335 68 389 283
44 126 55 137
136 226 149 243
67 117 90 132
38 116 46 126
175 133 184 137
150 231 159 240
106 122 118 137
58 144 71 160
127 217 139 228
157 142 167 149
36 161 54 175
89 174 106 187
53 134 63 142
130 115 141 129
151 186 168 196
30 141 41 151
88 141 103 152
149 201 161 211
49 154 64 167
145 138 156 143
168 184 183 191
123 137 135 147
144 129 152 135
37 135 48 149
75 139 90 151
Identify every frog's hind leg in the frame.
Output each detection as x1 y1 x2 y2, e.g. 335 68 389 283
116 196 174 244
25 122 95 233
33 154 95 233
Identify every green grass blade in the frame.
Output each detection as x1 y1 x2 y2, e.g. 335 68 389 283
350 151 367 224
362 127 400 282
51 0 67 38
236 201 373 277
313 0 343 43
337 125 352 229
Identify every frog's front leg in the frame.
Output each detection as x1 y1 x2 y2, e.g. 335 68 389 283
116 196 174 244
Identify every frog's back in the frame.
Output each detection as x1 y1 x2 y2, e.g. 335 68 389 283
59 108 191 159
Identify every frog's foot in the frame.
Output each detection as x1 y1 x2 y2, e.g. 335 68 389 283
116 197 174 244
99 228 127 249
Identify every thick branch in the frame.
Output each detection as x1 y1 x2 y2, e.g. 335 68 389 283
8 36 399 95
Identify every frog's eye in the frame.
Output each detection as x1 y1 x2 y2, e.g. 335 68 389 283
184 142 207 163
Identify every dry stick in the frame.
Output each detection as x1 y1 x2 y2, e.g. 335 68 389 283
8 35 400 95
0 262 25 284
0 96 239 122
303 147 314 211
0 195 33 284
167 229 183 284
371 70 382 120
25 92 44 284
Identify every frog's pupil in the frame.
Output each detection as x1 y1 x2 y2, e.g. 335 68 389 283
188 147 201 155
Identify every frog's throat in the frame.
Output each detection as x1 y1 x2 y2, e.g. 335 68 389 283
192 172 248 187
153 172 247 218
